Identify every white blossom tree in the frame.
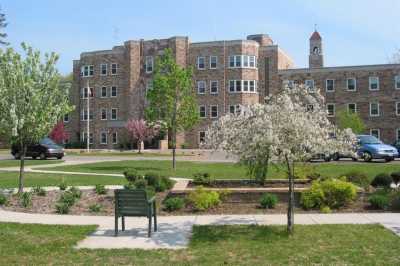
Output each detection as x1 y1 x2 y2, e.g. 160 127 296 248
207 85 356 234
0 44 74 193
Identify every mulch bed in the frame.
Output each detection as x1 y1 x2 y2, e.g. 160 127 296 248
187 179 311 189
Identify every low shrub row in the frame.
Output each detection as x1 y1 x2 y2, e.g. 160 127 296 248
55 187 82 214
123 169 175 195
368 189 400 211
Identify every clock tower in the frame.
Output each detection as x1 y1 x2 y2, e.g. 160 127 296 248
309 30 324 68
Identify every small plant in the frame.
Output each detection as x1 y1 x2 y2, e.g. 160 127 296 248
187 186 220 211
33 186 47 196
123 182 135 190
55 202 70 214
0 193 8 205
134 179 147 189
218 189 231 202
94 184 107 195
58 181 67 191
59 191 76 206
144 173 175 192
371 173 392 189
391 172 400 187
345 171 370 188
164 197 185 212
68 186 82 199
390 191 400 211
20 192 32 208
193 172 214 186
89 203 102 213
368 193 390 210
320 206 332 214
123 169 142 183
260 193 278 209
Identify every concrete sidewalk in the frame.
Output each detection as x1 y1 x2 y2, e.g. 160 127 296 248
0 209 399 250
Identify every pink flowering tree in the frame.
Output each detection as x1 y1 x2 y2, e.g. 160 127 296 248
125 119 160 153
49 122 69 144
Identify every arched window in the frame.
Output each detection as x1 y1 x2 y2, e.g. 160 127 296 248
313 46 320 55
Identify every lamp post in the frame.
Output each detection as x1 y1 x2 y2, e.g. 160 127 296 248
86 80 90 153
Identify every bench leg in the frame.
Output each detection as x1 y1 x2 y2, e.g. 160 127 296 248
114 216 118 237
154 213 157 232
148 216 152 237
122 216 125 231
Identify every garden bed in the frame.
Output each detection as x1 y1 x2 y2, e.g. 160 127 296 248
187 179 311 188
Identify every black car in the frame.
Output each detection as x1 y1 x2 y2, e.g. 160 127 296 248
11 138 64 160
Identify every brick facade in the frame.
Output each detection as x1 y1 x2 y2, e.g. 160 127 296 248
66 32 400 149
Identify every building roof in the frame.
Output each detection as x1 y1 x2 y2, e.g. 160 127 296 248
310 31 322 40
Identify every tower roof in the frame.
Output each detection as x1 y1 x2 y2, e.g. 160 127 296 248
310 31 322 40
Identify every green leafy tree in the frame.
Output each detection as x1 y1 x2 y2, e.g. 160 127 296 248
336 108 365 134
146 48 199 169
0 7 8 45
0 44 74 193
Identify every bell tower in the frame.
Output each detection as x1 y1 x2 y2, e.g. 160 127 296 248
309 30 323 68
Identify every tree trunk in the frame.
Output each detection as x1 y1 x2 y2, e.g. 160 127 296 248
172 130 176 169
286 157 295 234
18 144 27 194
137 140 142 154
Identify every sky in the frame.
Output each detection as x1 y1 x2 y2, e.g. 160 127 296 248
2 0 400 74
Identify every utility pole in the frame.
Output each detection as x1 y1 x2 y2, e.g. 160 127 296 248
86 80 90 153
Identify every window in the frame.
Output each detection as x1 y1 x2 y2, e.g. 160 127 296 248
210 56 217 69
81 109 93 121
235 55 241 67
197 81 206 94
229 80 235 92
210 81 218 94
243 80 249 92
307 104 314 112
228 80 257 93
236 80 242 92
305 80 315 92
396 102 400 116
326 79 335 92
249 81 256 92
81 87 94 99
327 104 335 117
81 65 94 77
145 56 153 73
111 63 118 75
101 87 107 98
81 132 93 144
347 78 356 91
395 76 400 89
243 55 249 67
228 55 257 68
145 80 153 96
197 57 205 70
111 108 118 120
199 105 206 118
369 77 379 91
229 56 235 68
111 86 117 97
100 132 107 144
199 131 206 144
210 105 218 118
63 114 69 123
283 80 295 89
100 108 107 120
370 129 380 140
348 103 357 113
370 102 380 117
112 132 118 144
229 105 241 115
100 64 107 76
249 56 256 68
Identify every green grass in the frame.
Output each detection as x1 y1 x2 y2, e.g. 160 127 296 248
38 160 400 180
65 151 191 157
0 172 126 188
0 159 63 168
0 223 399 265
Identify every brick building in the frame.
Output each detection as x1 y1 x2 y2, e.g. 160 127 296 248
66 31 400 149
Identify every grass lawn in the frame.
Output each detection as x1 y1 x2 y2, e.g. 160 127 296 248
38 159 400 180
65 150 191 157
0 223 399 265
0 172 125 188
0 159 63 168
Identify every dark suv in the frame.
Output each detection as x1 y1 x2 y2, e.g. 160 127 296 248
11 138 64 160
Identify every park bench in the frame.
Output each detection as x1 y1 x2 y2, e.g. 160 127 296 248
114 189 157 237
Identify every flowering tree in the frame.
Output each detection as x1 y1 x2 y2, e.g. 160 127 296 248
207 85 356 234
0 44 73 193
49 122 69 144
125 119 159 153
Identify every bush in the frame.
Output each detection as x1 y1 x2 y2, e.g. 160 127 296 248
94 184 107 195
345 171 370 188
58 181 67 191
55 202 70 214
33 186 46 196
123 169 142 183
164 197 185 212
123 182 135 190
20 192 32 208
89 204 102 213
144 173 175 192
371 173 392 189
301 178 357 210
391 172 400 186
320 206 332 213
68 186 82 199
188 186 220 211
391 191 400 211
260 193 278 209
368 193 390 210
59 191 76 206
193 172 214 186
218 189 231 202
0 193 7 205
294 164 318 180
134 179 147 189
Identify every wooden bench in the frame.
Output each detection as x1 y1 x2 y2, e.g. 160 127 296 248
114 189 157 237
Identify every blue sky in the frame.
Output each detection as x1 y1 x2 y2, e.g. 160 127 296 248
2 0 399 74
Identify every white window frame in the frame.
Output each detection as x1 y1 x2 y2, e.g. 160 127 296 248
228 55 257 69
327 103 335 117
81 65 94 77
210 105 218 118
101 87 107 98
210 80 218 94
199 131 206 144
197 81 206 94
369 76 379 91
370 129 380 140
145 56 153 73
197 56 205 70
396 102 400 116
347 103 357 113
100 63 107 76
229 80 235 92
81 109 93 121
81 87 94 99
326 79 335 92
210 56 217 69
100 108 107 120
111 108 118 120
63 114 69 123
111 63 118 75
100 132 107 144
395 76 400 90
81 132 94 144
229 105 241 115
112 132 118 144
347 78 357 91
111 86 117 97
305 80 315 92
199 105 206 118
369 102 380 117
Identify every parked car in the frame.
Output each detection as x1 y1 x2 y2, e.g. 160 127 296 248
309 153 332 162
11 138 64 160
393 140 400 154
